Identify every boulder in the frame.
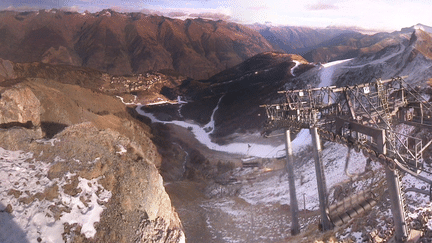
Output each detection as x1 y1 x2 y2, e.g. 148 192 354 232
0 58 16 81
0 84 41 127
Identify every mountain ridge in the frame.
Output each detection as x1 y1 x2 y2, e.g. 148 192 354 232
0 9 274 79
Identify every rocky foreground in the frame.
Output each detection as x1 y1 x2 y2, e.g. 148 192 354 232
0 77 184 242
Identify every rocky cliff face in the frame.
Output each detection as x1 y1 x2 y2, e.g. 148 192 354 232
0 9 274 79
0 77 184 242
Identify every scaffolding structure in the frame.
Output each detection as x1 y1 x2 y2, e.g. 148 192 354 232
261 76 432 241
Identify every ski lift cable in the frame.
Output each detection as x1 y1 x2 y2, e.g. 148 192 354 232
246 143 253 156
264 144 282 158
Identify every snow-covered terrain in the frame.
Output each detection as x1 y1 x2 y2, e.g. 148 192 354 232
0 146 111 243
333 34 432 86
238 142 369 209
319 59 352 87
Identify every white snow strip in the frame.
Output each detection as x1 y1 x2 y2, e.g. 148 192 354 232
348 46 405 69
290 60 301 76
116 95 187 106
137 106 301 158
319 59 352 88
203 96 224 134
116 95 137 106
35 138 60 147
176 96 188 104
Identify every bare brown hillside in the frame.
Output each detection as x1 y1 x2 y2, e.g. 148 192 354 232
0 9 274 79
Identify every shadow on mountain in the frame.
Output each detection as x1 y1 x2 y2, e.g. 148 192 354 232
0 202 29 243
0 121 33 129
40 122 68 138
163 52 316 138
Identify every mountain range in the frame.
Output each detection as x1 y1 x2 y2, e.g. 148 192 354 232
162 28 432 139
0 9 273 79
2 9 430 80
252 23 432 64
2 8 431 137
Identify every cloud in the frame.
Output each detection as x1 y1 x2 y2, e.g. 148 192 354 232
60 5 80 12
139 8 164 16
4 5 40 11
189 12 231 21
306 2 338 10
167 11 188 17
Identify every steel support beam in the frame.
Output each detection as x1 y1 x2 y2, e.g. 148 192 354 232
284 129 300 235
385 167 409 242
335 117 386 154
310 126 332 231
374 130 409 242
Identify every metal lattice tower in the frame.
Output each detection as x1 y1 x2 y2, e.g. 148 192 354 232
261 76 432 241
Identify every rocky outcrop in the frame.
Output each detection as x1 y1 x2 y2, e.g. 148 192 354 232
0 58 16 81
0 83 41 127
0 79 184 242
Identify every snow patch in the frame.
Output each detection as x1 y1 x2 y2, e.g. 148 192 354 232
36 138 60 147
0 147 111 243
116 144 127 155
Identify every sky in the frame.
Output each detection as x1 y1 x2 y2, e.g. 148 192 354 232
0 0 431 32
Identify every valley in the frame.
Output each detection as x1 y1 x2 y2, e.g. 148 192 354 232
122 41 432 241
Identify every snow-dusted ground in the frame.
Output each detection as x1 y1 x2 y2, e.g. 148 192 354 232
238 142 369 210
0 146 111 243
198 137 388 242
348 44 405 69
